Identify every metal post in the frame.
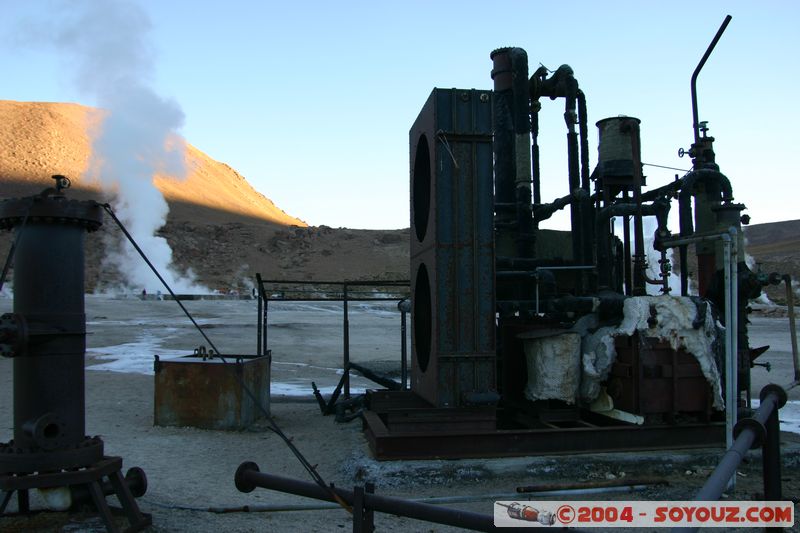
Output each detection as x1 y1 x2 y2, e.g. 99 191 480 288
257 287 262 356
398 299 410 390
364 482 375 532
785 276 800 382
729 229 739 440
343 283 350 400
723 234 733 455
353 485 365 533
268 297 269 355
763 404 781 501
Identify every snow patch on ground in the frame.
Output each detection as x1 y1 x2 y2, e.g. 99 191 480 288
87 335 187 375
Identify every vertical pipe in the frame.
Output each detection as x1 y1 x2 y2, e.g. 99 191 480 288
785 276 800 381
268 297 269 355
257 287 262 356
343 283 350 400
729 228 738 417
531 113 541 205
623 212 632 295
400 303 408 390
626 119 646 296
691 15 733 145
722 235 735 480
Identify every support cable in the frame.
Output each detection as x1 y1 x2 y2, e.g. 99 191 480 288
100 203 352 514
0 199 33 292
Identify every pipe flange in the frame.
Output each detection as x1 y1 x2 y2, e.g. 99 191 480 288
0 435 105 474
759 383 788 409
22 413 66 451
0 313 27 358
733 417 765 450
0 194 103 232
234 461 260 493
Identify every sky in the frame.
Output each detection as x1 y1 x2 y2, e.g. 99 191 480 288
1 0 798 230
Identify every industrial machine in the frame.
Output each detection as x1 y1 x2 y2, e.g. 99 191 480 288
0 177 150 531
363 19 777 459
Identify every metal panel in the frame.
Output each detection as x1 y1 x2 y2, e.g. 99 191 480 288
409 88 496 408
154 353 270 430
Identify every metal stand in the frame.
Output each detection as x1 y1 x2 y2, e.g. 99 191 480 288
0 456 151 533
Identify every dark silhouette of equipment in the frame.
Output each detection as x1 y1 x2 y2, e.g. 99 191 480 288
0 176 150 533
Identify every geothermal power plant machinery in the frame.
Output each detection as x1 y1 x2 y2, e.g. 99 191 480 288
0 15 792 532
362 20 780 458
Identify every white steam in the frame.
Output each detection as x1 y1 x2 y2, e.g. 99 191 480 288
44 0 206 293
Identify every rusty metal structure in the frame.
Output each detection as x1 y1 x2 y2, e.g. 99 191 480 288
154 349 271 430
362 16 782 459
0 177 150 532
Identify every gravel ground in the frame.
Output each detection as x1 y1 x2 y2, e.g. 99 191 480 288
1 297 798 532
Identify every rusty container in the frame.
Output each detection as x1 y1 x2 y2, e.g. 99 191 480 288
154 352 271 430
608 334 713 420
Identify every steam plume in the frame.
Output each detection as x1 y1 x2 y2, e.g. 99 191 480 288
40 0 204 293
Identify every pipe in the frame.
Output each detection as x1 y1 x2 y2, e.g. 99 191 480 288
517 478 667 493
349 362 400 391
625 119 646 296
729 228 739 437
659 229 737 453
691 15 733 145
256 275 263 356
722 233 734 456
398 298 410 390
235 462 496 532
672 386 786 533
491 47 533 260
343 284 350 399
212 485 652 515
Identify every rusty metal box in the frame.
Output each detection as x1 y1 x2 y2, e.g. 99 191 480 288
608 335 712 419
154 352 271 430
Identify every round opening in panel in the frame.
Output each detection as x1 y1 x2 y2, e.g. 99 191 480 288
413 263 432 373
412 134 431 243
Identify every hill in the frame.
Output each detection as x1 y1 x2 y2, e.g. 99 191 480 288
744 219 800 303
0 100 409 291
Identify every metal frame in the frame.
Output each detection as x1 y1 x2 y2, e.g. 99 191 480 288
255 278 409 400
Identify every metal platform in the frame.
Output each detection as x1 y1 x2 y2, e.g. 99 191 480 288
363 390 725 460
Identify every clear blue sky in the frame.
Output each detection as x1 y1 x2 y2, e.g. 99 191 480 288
1 1 798 230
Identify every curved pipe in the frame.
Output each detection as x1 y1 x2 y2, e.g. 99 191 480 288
692 16 732 144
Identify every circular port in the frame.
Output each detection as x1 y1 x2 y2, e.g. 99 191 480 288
413 263 432 373
412 134 431 243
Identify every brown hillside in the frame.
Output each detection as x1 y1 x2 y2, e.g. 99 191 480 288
0 100 409 291
0 100 305 226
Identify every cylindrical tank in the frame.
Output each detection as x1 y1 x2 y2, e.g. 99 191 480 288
490 47 533 260
0 180 104 473
596 116 641 178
